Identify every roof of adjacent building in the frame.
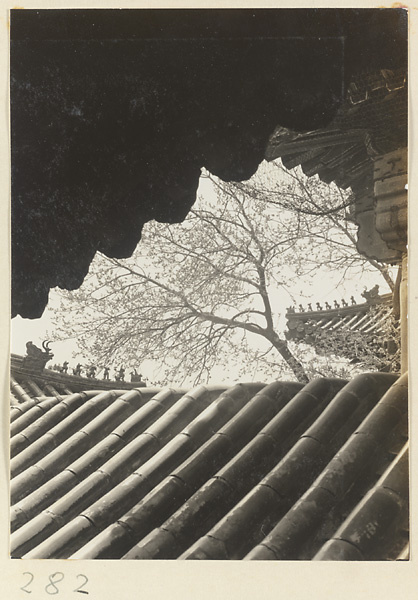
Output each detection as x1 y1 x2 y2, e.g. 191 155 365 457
286 292 392 336
285 293 400 371
10 354 147 397
266 68 407 195
10 361 409 561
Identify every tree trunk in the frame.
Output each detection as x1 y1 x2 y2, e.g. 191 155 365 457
270 333 309 383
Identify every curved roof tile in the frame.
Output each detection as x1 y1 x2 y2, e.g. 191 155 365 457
9 364 408 561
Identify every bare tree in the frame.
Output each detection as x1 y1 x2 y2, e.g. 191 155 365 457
51 164 394 385
234 161 395 290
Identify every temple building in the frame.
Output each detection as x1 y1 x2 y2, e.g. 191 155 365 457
266 65 407 371
9 9 409 561
285 291 400 373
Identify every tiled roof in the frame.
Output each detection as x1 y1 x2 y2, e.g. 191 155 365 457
285 293 398 360
286 293 392 336
266 68 407 195
10 363 408 560
11 354 145 395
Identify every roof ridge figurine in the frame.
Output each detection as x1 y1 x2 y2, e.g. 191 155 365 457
22 340 54 371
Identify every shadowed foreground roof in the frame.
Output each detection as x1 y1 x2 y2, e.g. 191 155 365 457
10 365 409 560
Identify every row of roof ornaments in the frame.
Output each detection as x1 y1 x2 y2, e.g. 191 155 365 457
287 285 381 315
23 343 146 385
48 363 145 385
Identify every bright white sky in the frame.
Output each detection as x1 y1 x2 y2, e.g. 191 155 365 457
10 162 394 384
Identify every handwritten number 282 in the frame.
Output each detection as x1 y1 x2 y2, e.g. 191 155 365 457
20 573 89 595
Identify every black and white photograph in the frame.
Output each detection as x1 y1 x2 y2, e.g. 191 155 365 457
6 4 412 576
